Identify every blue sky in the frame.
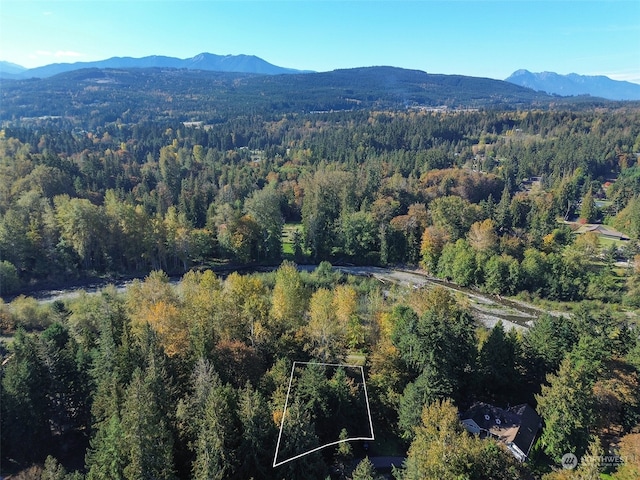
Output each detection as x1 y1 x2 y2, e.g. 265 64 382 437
1 1 639 83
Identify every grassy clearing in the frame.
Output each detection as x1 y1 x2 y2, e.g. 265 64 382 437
282 223 309 257
597 235 628 249
345 353 366 366
282 223 301 255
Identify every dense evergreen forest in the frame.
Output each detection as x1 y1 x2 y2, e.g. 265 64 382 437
2 100 640 479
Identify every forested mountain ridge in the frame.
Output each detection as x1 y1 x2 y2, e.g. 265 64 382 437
0 52 310 79
1 66 625 126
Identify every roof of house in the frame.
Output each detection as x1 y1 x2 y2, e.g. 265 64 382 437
461 402 541 457
574 224 630 240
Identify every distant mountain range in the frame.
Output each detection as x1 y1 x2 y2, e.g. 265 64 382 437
505 69 640 101
0 61 26 76
2 64 623 125
0 53 311 79
3 54 639 102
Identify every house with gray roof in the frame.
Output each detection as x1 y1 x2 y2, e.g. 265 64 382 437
461 402 541 462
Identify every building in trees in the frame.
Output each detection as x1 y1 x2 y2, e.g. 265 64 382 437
461 402 541 462
574 223 630 241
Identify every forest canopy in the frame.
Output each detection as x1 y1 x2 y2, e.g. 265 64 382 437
1 78 640 479
1 108 639 306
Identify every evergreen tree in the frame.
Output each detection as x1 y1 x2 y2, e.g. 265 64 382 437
89 306 126 425
177 359 241 480
41 455 78 480
391 288 476 400
1 329 50 465
121 368 177 480
191 379 240 480
275 400 328 480
84 296 131 474
397 365 453 440
334 428 353 477
40 322 92 435
580 187 598 223
535 358 594 462
495 186 512 231
302 169 354 260
236 384 277 480
86 411 126 480
351 457 383 480
522 313 578 382
476 322 521 403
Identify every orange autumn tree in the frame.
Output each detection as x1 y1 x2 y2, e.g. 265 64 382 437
613 433 640 480
146 301 187 357
127 271 188 357
420 226 449 273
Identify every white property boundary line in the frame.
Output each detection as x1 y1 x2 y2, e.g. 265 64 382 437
272 361 375 468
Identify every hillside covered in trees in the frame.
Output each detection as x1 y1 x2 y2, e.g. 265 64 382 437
1 66 627 125
1 67 640 479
